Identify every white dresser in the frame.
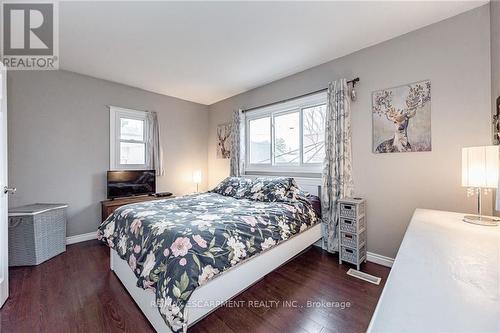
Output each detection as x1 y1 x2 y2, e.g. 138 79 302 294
368 209 500 333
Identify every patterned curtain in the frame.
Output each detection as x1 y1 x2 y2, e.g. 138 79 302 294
146 111 164 176
229 109 245 177
322 79 354 253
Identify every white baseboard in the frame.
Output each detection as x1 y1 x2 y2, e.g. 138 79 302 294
66 231 97 245
312 243 394 268
366 251 394 268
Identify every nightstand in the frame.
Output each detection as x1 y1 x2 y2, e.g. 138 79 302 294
101 195 175 222
338 198 366 270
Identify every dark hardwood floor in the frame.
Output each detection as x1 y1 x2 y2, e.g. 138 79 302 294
0 241 390 333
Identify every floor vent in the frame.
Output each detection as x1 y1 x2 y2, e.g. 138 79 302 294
347 268 381 285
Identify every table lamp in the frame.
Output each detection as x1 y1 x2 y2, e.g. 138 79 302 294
461 145 499 226
192 170 202 193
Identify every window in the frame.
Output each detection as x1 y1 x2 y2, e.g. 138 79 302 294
245 92 326 173
110 106 150 170
249 117 271 164
302 105 326 164
275 112 300 164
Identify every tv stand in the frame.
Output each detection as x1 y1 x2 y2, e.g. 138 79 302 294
101 195 175 222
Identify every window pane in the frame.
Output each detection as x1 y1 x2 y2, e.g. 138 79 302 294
120 118 144 141
274 112 300 164
120 142 145 165
303 104 326 163
249 117 271 164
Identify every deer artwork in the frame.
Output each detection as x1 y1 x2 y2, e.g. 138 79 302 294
373 81 431 153
217 124 231 159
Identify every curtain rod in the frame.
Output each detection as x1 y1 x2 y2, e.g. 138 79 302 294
242 77 359 113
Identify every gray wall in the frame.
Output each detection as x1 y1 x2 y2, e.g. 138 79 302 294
207 5 492 258
8 70 208 236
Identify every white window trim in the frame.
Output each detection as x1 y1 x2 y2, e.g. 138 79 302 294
245 92 327 174
109 106 151 170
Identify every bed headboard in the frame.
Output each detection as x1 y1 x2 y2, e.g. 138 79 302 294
245 175 322 197
294 177 322 197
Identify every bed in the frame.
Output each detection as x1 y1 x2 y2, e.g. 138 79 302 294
98 177 322 333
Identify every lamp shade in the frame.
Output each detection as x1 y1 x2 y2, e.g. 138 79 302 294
192 170 202 184
461 146 499 188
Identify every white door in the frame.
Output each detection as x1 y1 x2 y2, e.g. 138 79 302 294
0 64 9 307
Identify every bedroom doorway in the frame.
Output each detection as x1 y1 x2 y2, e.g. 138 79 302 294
0 63 8 307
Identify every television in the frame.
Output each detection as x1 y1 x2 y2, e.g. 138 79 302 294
107 170 156 199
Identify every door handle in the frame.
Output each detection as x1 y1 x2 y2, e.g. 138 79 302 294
3 186 16 194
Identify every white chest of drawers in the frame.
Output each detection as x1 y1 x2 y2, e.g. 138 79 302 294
368 209 500 333
338 198 366 270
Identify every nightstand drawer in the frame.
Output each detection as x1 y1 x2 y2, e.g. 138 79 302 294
340 203 356 218
340 216 365 233
341 245 366 264
340 230 366 249
340 201 365 218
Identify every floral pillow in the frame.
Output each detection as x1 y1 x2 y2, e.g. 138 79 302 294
211 177 253 197
212 177 310 205
238 177 295 202
283 182 310 203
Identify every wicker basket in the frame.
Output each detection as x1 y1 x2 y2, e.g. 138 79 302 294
341 245 366 264
8 204 67 266
340 216 366 233
340 230 366 249
340 199 365 218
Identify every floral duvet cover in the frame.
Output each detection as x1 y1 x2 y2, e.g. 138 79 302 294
98 188 318 332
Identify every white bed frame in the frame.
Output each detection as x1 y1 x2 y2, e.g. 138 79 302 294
110 178 322 332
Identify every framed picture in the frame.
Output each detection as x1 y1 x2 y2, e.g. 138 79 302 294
216 123 231 159
372 80 431 153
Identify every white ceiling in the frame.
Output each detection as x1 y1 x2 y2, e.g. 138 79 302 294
60 1 487 105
